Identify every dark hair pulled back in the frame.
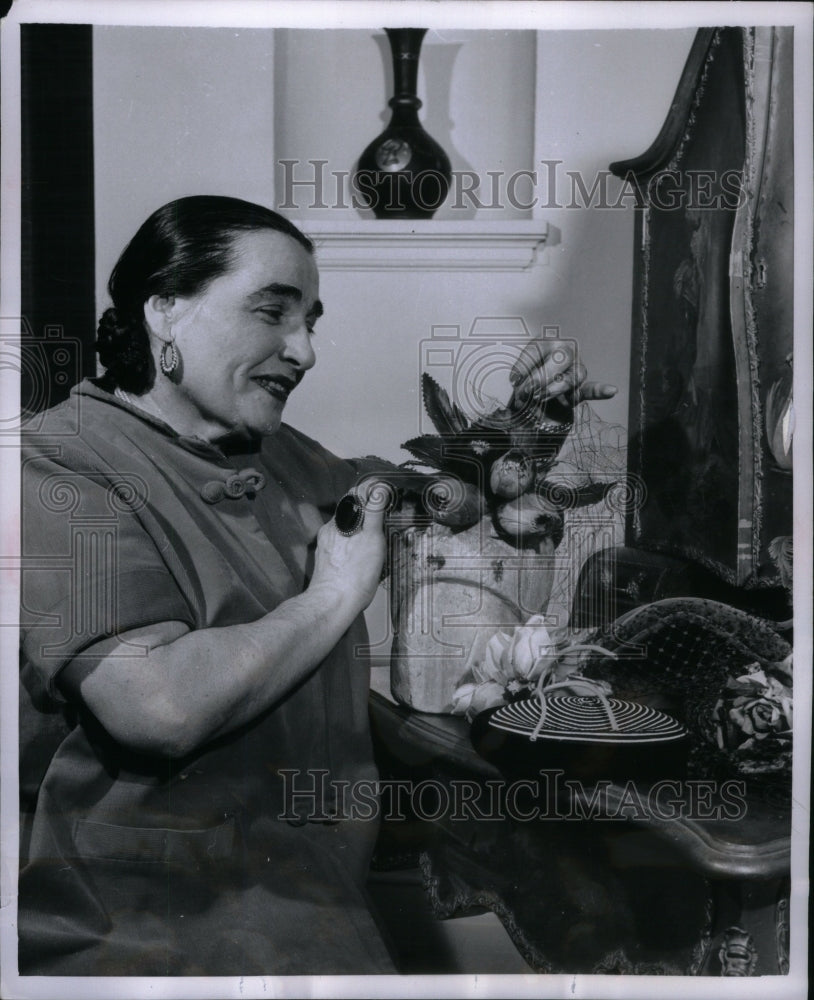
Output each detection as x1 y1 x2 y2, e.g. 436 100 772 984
95 196 313 394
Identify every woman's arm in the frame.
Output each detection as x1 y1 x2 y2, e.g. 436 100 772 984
58 508 386 760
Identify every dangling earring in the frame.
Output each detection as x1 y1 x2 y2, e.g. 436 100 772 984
159 335 179 378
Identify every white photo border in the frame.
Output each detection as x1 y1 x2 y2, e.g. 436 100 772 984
1 2 811 998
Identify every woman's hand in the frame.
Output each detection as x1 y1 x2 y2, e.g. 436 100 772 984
310 487 387 614
509 339 617 410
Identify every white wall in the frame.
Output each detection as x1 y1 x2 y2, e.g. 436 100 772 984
93 26 277 309
94 25 695 464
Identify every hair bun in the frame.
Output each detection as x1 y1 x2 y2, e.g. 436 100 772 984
96 307 154 393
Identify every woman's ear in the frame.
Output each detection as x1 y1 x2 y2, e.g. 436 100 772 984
143 294 176 337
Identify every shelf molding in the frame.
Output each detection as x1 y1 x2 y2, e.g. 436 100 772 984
295 220 552 272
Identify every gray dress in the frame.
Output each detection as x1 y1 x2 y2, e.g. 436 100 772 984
19 379 395 975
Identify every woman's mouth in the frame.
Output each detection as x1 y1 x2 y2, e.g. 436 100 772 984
251 375 297 401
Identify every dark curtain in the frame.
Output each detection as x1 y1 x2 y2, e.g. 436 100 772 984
21 24 95 415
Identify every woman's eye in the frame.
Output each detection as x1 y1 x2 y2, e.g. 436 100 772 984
257 307 283 323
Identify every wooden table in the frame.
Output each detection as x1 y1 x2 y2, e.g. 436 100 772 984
368 667 791 976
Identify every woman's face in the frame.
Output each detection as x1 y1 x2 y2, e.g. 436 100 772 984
157 228 321 441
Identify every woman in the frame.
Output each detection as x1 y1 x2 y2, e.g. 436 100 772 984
19 195 613 976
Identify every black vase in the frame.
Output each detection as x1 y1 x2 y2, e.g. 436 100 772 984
355 28 452 219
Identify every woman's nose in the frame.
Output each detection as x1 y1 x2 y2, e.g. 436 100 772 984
281 323 316 370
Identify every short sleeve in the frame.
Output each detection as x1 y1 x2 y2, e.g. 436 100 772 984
20 442 195 700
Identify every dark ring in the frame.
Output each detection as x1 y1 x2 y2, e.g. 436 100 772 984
334 493 366 536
